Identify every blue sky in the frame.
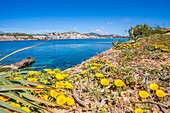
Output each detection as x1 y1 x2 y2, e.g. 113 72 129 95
0 0 170 35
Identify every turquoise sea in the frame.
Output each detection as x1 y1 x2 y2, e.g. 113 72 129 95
0 39 129 71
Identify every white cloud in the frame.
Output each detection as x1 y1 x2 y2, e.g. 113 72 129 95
90 29 110 35
70 27 77 30
97 27 105 29
122 17 130 22
107 22 113 24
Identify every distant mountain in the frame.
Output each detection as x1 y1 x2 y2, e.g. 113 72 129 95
88 32 120 37
0 31 5 34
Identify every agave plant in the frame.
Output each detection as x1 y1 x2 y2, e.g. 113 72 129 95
0 71 71 113
129 29 145 43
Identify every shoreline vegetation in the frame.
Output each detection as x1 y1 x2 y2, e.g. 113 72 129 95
0 24 169 113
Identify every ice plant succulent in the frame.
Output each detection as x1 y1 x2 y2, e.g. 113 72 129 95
156 90 166 97
139 90 149 98
114 79 124 87
134 108 143 113
150 83 158 90
101 78 109 86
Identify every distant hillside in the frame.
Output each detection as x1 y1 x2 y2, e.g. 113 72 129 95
88 32 120 37
0 31 5 34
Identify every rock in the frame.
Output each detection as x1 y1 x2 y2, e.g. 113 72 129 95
0 57 35 70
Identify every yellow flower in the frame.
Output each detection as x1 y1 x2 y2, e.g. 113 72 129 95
91 66 97 70
133 46 136 48
161 49 167 51
56 95 66 105
55 73 64 80
86 60 90 62
106 60 110 64
132 43 136 46
92 58 97 61
156 90 166 97
155 46 159 49
66 97 75 106
0 96 10 101
47 71 55 74
42 94 48 101
81 70 86 74
10 102 20 108
95 73 103 78
56 81 65 88
50 89 60 98
62 74 69 77
150 83 158 90
93 63 101 66
21 106 30 113
134 108 143 113
85 63 89 66
27 77 37 82
44 80 47 83
35 85 44 93
93 63 98 66
101 79 109 86
114 79 124 87
101 59 104 62
28 71 39 75
44 69 52 72
65 81 73 89
53 68 60 72
14 76 22 80
0 82 6 85
77 75 80 78
108 65 115 68
139 90 149 98
159 45 165 47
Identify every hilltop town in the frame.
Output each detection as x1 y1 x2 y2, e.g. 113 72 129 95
0 31 109 41
0 31 129 41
